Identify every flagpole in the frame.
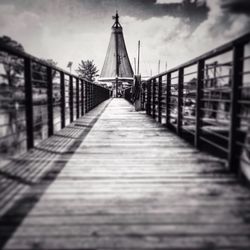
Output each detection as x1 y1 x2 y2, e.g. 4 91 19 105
137 40 140 75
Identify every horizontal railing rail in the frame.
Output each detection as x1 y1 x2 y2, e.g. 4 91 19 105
0 42 111 159
142 32 250 174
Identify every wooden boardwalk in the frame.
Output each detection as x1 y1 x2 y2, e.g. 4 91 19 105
1 98 250 249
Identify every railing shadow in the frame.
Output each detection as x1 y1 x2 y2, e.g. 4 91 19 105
0 100 110 249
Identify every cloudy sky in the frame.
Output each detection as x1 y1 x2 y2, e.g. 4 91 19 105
0 0 249 77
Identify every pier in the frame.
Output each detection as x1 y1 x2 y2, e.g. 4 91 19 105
0 31 250 249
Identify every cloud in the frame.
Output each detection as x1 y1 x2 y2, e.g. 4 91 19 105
192 0 250 43
121 15 192 75
0 0 249 77
121 0 250 76
0 4 47 55
0 1 111 71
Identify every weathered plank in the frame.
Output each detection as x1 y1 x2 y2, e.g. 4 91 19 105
1 98 250 249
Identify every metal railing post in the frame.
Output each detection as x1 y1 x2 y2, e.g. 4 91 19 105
88 82 90 111
47 66 54 136
146 80 151 115
152 78 156 119
69 75 74 122
158 76 162 123
92 84 95 107
195 60 204 148
87 82 90 112
228 44 244 172
141 82 145 110
76 78 79 119
88 83 91 110
81 79 84 116
60 71 65 129
92 84 94 107
24 58 34 149
84 81 87 113
166 73 171 127
90 84 93 109
177 68 184 135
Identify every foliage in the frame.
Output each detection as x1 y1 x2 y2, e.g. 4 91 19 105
0 36 25 87
32 59 57 87
76 60 98 82
0 36 58 88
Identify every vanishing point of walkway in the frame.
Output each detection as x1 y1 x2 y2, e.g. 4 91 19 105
1 98 250 249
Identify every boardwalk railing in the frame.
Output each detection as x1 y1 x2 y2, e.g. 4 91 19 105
0 42 111 159
142 33 250 173
124 87 133 103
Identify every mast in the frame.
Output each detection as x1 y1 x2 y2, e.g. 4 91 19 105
113 11 120 97
137 40 140 75
113 11 120 78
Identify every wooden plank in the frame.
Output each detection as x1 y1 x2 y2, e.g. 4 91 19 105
0 101 110 218
4 235 250 249
2 224 250 237
2 99 250 250
3 213 244 226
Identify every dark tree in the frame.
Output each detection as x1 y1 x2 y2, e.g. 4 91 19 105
0 36 25 153
76 60 98 82
0 36 25 87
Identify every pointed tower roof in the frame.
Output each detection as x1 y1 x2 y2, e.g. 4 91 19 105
99 11 134 82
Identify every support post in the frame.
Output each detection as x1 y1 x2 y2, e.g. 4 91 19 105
87 82 89 111
195 60 204 148
158 76 162 123
146 80 151 115
24 58 34 149
81 80 84 116
69 75 74 122
152 78 156 119
228 45 244 172
76 78 79 119
88 82 91 111
60 71 65 129
141 82 145 110
85 81 88 113
91 84 93 109
166 73 171 127
47 66 53 136
177 68 184 135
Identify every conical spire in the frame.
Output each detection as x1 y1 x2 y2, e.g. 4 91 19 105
99 11 134 81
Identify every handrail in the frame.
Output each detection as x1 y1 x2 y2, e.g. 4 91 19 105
0 42 111 157
0 41 111 90
141 32 250 175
